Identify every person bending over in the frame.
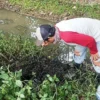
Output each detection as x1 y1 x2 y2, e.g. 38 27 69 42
35 17 100 73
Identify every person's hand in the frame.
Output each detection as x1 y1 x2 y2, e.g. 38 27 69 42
93 60 100 67
74 50 80 56
91 53 100 61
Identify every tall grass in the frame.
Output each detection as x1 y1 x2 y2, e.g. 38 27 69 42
9 0 100 19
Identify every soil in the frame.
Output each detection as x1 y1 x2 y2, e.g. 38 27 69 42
8 54 73 83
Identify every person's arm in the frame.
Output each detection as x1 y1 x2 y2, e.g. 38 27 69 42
60 31 99 60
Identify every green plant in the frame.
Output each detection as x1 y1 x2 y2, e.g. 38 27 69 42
38 73 96 100
0 33 42 66
0 66 97 100
8 0 100 19
0 66 37 100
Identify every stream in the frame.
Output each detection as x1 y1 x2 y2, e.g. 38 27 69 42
0 9 53 36
0 9 75 64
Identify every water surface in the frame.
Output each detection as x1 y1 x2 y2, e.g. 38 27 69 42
0 9 74 64
0 9 53 36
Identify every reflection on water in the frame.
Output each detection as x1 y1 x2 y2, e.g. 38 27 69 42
58 41 74 64
0 9 53 36
0 19 13 24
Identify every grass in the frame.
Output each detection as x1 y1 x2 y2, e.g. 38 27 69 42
8 0 100 19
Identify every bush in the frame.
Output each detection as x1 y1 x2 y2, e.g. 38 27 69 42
0 32 97 100
0 67 96 100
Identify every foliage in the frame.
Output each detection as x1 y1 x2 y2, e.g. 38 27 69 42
0 31 97 100
0 33 38 56
0 66 37 100
38 71 97 100
0 67 96 100
8 0 100 19
0 32 42 66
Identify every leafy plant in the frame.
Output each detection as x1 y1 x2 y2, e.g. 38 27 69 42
8 0 100 19
0 66 97 100
0 66 38 100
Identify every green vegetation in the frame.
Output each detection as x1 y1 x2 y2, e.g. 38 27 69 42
0 67 34 100
0 66 97 100
0 31 97 100
8 0 100 19
1 1 100 99
0 33 40 66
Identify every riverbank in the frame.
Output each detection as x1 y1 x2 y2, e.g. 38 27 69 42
1 0 100 22
0 1 99 99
